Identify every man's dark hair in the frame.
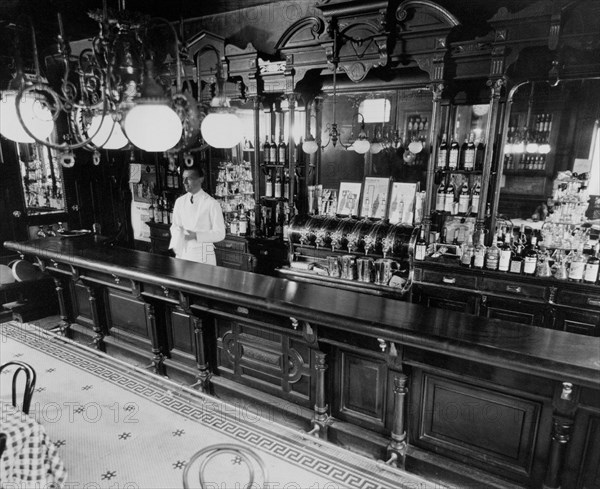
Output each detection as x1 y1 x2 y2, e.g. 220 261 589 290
182 166 205 179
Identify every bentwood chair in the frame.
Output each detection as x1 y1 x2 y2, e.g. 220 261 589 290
0 361 37 414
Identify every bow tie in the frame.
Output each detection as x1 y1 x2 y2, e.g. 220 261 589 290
190 195 194 204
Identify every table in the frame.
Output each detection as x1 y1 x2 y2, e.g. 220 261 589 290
0 404 67 487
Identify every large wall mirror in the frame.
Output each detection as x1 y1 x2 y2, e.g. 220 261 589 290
498 78 600 221
319 88 431 195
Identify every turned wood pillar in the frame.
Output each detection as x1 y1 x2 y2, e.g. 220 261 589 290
85 285 105 351
145 303 166 376
543 382 578 489
52 276 71 337
312 349 329 440
386 374 408 468
190 314 212 393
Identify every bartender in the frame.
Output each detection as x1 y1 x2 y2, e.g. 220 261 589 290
169 166 226 265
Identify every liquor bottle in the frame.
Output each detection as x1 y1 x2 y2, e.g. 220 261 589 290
437 134 448 170
157 198 165 224
444 178 455 213
274 170 282 198
149 201 155 222
471 181 481 213
509 237 523 274
463 135 476 171
498 233 512 272
485 233 500 270
263 136 271 164
584 247 599 284
475 138 485 171
523 236 538 275
458 181 470 214
448 134 459 170
460 234 474 267
283 169 290 200
265 171 273 197
415 228 427 261
459 138 468 170
238 212 248 236
473 230 486 269
568 246 586 282
278 135 287 165
282 203 291 241
435 182 446 212
269 135 277 164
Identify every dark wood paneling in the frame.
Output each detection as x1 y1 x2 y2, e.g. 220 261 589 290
554 308 600 337
169 308 194 356
482 297 546 326
415 372 542 483
335 350 388 432
106 289 149 340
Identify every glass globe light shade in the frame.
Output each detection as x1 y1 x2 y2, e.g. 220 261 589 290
369 142 383 154
89 113 129 149
353 138 371 154
504 142 514 154
538 143 551 154
0 90 54 143
513 141 525 153
302 139 319 154
408 140 424 154
201 112 243 149
124 103 182 152
526 141 539 154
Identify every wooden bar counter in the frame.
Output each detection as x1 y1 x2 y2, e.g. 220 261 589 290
5 237 600 489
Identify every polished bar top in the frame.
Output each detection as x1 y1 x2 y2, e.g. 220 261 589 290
5 237 600 388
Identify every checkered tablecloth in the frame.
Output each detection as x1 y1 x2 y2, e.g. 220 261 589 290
1 404 67 488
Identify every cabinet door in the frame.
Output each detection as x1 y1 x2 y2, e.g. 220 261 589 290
553 307 600 336
413 284 478 314
480 296 546 326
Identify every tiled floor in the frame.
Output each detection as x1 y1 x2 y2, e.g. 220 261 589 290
1 321 442 489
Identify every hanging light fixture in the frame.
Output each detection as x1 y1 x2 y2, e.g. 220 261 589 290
0 1 194 161
123 60 183 152
200 61 243 149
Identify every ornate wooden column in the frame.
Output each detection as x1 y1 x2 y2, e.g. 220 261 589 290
386 374 409 468
52 276 72 337
422 82 445 241
85 285 105 351
144 302 166 376
476 76 505 236
543 382 578 489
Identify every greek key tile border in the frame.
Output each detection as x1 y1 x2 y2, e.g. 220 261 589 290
1 322 437 489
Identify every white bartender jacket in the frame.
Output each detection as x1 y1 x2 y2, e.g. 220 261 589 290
169 189 226 265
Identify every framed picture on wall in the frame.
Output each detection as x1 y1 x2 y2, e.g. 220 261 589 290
388 182 419 224
360 177 391 219
336 181 363 217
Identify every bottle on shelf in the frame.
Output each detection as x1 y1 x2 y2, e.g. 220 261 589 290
475 138 485 171
415 228 427 261
473 230 486 269
274 170 282 198
471 181 481 213
463 134 476 171
269 135 277 164
460 233 474 267
584 245 599 284
283 168 290 200
263 136 271 164
149 200 156 222
458 180 470 214
265 171 273 198
568 245 586 282
448 134 459 170
437 133 448 170
444 177 455 213
522 235 538 275
435 182 446 212
485 233 500 270
498 233 512 272
278 135 287 165
157 198 164 224
459 138 469 170
509 235 523 274
238 212 248 236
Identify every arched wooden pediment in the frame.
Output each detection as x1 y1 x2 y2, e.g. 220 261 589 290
275 17 326 51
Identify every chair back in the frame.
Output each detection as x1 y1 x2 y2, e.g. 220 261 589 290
0 361 37 414
0 433 6 458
